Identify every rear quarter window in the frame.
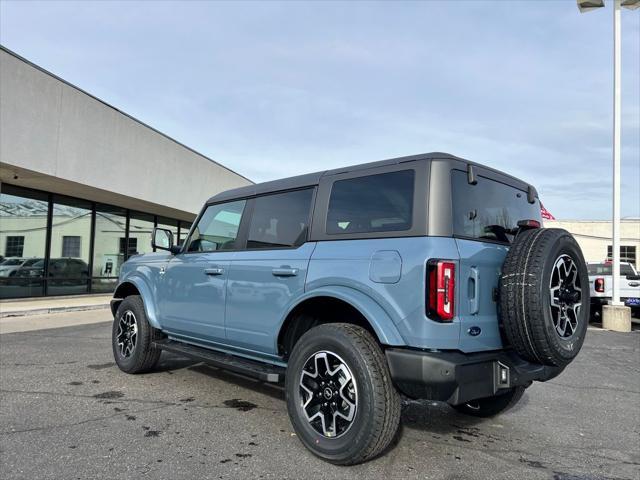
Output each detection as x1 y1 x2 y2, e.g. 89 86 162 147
326 170 415 235
451 170 540 243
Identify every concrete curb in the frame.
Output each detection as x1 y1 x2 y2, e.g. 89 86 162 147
0 304 110 318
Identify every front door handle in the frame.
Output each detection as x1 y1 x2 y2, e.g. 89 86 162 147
272 267 298 277
204 267 225 276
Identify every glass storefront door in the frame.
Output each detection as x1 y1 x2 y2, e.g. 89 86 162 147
0 185 48 299
48 195 92 296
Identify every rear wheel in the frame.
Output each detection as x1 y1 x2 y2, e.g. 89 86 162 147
285 323 400 465
452 386 526 418
112 295 161 374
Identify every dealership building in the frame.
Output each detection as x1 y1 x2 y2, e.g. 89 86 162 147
0 46 252 299
546 219 639 269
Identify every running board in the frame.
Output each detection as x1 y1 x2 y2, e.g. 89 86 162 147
152 339 285 383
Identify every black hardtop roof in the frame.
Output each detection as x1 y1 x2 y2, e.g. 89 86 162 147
207 152 534 204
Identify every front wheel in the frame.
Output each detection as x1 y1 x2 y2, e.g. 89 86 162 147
452 386 526 418
285 323 401 465
112 295 161 374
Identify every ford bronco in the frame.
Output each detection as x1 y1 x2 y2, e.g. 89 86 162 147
110 153 589 464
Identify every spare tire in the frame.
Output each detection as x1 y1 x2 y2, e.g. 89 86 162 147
499 228 589 368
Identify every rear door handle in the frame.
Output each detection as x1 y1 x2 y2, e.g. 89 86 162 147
272 267 298 277
204 267 225 276
469 267 480 315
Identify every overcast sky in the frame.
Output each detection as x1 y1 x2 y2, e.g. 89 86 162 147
1 0 638 220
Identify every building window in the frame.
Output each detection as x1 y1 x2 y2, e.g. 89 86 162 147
61 236 81 257
93 204 126 291
129 212 154 256
1 184 187 298
179 221 192 245
119 237 138 256
5 236 25 257
607 245 637 268
49 195 92 295
0 184 48 299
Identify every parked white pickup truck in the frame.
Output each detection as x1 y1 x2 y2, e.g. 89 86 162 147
588 262 640 317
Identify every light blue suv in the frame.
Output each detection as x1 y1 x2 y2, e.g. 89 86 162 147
111 153 589 464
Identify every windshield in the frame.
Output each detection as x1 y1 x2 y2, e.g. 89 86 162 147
587 263 635 276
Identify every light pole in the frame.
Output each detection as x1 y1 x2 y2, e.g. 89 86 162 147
577 0 638 313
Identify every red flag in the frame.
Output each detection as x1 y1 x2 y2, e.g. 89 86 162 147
540 202 555 220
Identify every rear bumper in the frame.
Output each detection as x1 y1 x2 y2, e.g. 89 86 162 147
385 348 563 406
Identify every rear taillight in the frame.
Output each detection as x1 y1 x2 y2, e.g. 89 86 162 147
595 277 605 293
427 260 455 321
516 219 541 229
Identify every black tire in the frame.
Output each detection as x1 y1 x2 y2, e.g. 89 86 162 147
112 295 161 374
285 323 400 465
452 386 526 418
499 228 589 368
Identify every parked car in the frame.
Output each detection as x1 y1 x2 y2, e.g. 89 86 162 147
110 153 590 464
14 258 89 289
0 257 42 277
588 261 640 316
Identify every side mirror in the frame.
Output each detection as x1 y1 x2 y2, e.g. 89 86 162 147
152 228 174 252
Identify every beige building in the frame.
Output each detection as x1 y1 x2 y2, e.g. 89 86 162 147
545 219 640 269
0 46 252 298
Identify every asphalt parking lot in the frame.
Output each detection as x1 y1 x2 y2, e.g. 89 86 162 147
0 311 638 480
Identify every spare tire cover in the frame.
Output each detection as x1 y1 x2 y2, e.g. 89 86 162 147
499 228 589 367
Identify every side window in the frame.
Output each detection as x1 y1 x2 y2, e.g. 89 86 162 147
247 189 313 249
186 200 246 253
326 170 414 235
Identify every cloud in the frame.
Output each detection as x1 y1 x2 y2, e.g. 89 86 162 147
1 0 638 220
